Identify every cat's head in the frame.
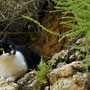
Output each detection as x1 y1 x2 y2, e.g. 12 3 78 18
0 32 16 58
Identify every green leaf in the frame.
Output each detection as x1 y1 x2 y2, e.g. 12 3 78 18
86 72 90 75
83 80 87 88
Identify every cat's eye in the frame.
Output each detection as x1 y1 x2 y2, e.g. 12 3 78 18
9 45 12 48
0 48 4 51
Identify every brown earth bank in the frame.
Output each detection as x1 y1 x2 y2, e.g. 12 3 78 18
0 0 72 58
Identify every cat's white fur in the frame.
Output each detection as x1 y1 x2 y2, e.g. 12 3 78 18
0 51 27 81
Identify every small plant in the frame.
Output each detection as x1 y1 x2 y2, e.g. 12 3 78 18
33 56 52 84
53 0 90 42
22 15 60 36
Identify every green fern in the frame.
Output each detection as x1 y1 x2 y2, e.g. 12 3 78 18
53 0 90 75
53 0 90 41
22 15 60 36
33 56 52 84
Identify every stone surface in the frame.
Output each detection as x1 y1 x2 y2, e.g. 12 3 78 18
17 71 42 90
48 61 83 85
58 49 69 60
76 37 86 44
50 77 86 90
48 49 69 66
44 86 49 90
47 61 87 90
0 80 18 90
47 52 60 65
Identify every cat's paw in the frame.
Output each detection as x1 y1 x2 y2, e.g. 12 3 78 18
6 77 15 82
0 76 5 81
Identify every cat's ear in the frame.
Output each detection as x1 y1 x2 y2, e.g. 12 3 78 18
3 32 10 41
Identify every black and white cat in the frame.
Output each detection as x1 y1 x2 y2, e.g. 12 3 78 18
0 32 41 82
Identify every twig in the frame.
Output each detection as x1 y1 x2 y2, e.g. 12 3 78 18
1 17 22 34
0 13 6 19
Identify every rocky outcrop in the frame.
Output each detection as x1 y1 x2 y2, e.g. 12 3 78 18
0 71 42 90
47 61 87 90
17 71 42 90
0 80 18 90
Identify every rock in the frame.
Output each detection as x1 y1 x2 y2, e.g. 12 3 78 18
58 49 69 60
26 80 41 90
48 52 60 65
17 71 35 86
76 37 86 44
47 70 58 85
80 47 86 53
50 76 86 90
57 62 66 68
17 71 42 90
69 54 75 60
57 65 73 78
47 61 87 90
44 86 49 90
0 80 18 90
48 49 69 66
75 50 80 57
73 72 87 85
47 61 84 85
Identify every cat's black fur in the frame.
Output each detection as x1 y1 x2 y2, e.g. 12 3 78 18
0 32 41 70
0 32 16 54
16 45 41 69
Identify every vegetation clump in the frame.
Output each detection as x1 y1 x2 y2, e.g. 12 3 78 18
33 56 52 84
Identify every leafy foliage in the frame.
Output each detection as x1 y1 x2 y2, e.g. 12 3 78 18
33 56 52 84
22 15 60 36
53 0 90 75
53 0 90 41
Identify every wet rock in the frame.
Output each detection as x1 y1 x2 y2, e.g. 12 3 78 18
0 80 18 90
